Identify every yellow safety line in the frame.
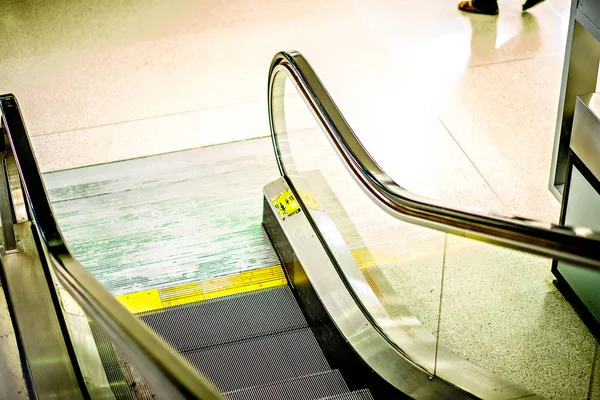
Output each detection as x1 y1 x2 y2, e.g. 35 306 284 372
115 265 287 314
115 289 163 314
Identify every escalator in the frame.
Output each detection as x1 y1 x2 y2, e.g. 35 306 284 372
0 51 599 400
92 285 374 400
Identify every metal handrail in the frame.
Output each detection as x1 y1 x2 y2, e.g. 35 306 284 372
0 94 224 400
268 51 600 271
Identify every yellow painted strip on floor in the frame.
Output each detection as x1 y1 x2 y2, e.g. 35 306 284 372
116 265 287 314
116 289 162 314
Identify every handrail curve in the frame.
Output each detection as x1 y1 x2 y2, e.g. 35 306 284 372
0 94 224 400
268 51 600 271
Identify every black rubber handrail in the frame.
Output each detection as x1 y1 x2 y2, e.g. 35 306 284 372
268 51 600 270
0 94 223 400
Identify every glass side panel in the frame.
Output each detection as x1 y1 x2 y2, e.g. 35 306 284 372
271 68 516 378
439 234 599 399
274 72 445 373
271 67 600 399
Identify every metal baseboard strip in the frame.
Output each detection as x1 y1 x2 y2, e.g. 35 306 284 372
139 286 307 352
225 370 349 400
181 327 331 392
0 223 84 399
0 275 28 399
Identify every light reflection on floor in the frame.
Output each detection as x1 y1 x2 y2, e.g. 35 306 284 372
8 0 596 398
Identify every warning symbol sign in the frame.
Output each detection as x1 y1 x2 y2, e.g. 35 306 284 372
272 189 301 219
272 188 320 219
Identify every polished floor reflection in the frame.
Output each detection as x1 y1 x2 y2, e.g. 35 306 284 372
4 0 596 398
2 0 566 222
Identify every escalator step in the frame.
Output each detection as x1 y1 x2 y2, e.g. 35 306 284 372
182 327 331 392
225 370 349 400
319 389 374 400
140 285 307 351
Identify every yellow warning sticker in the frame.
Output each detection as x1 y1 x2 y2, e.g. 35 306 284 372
272 188 320 219
272 189 301 219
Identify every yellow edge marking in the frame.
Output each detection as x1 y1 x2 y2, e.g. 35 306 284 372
117 265 286 314
116 289 162 314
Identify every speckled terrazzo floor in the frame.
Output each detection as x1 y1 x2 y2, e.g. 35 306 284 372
44 137 280 295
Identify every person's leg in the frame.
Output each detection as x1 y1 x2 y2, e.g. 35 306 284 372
458 0 499 15
522 0 545 11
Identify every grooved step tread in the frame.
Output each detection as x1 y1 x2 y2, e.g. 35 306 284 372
181 327 331 393
225 370 349 400
140 285 307 352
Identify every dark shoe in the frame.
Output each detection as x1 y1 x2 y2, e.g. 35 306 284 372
522 0 545 11
458 1 499 15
